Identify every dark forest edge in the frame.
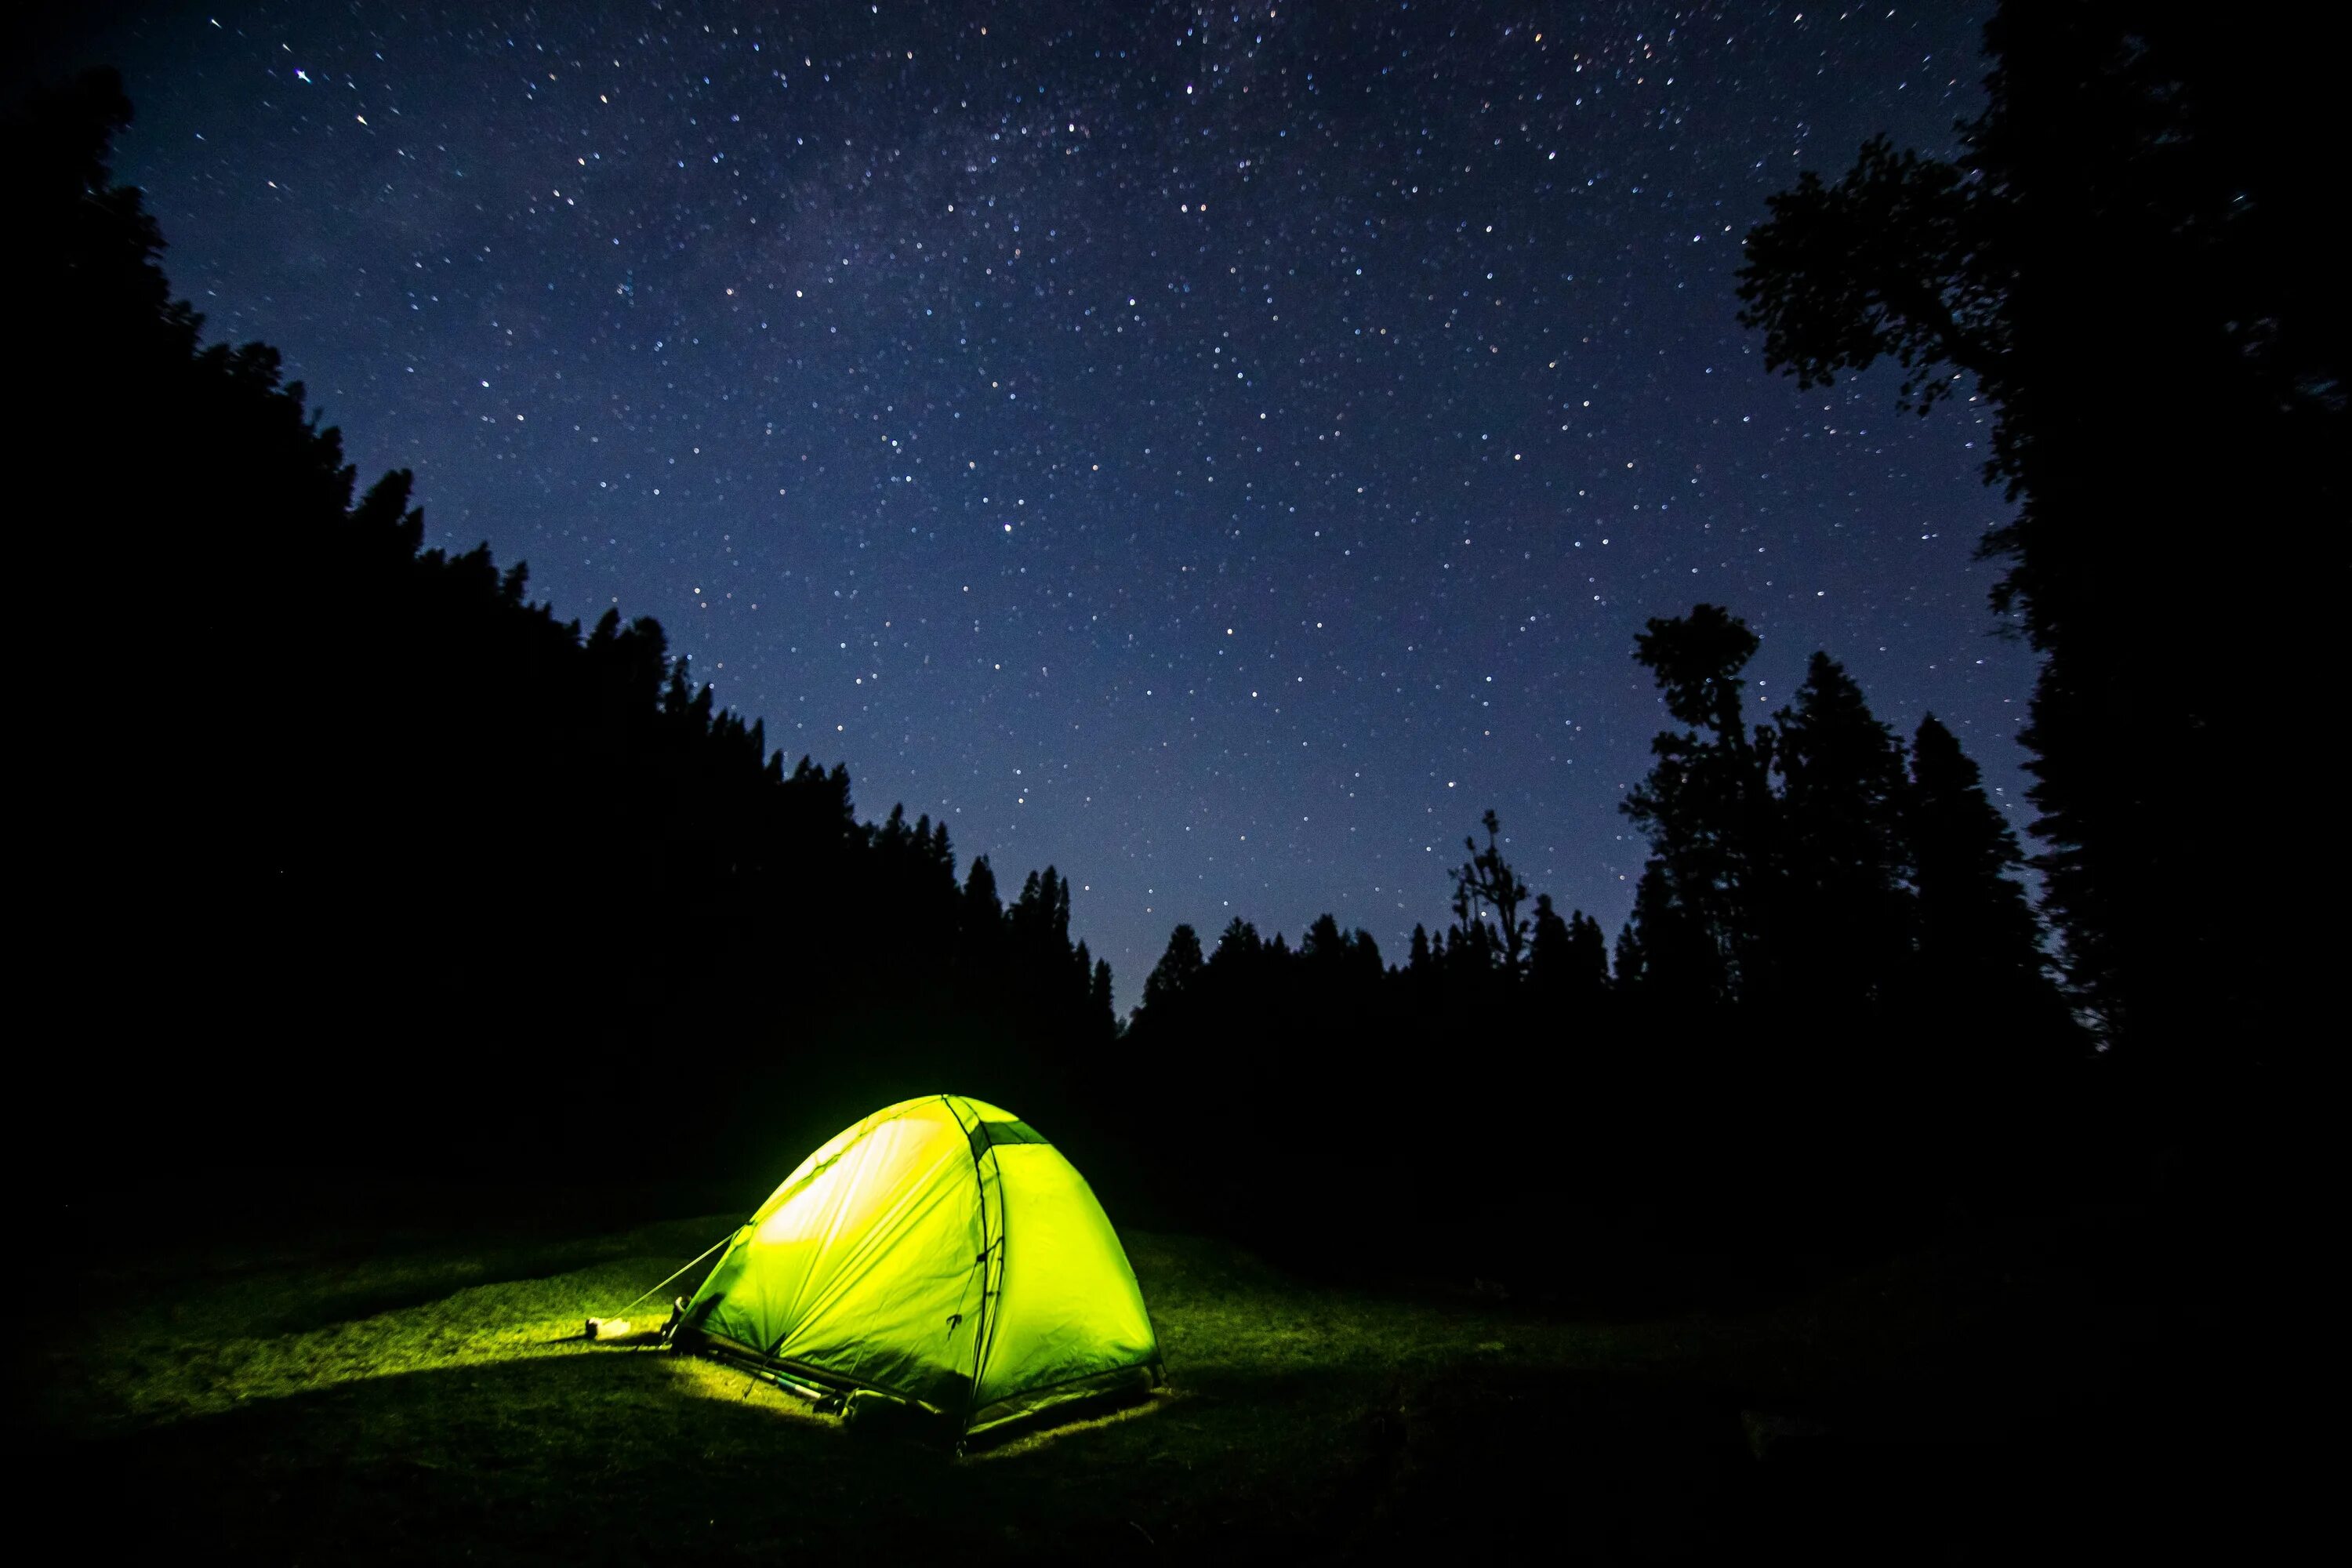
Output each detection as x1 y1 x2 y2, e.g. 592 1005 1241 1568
13 2 2329 1302
1735 3 2341 1062
14 68 1116 1196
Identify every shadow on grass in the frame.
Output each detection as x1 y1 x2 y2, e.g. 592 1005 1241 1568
24 1333 2214 1566
34 1352 1281 1564
58 1215 740 1348
14 1205 2275 1564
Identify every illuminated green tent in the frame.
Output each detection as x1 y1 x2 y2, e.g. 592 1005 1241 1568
677 1094 1162 1438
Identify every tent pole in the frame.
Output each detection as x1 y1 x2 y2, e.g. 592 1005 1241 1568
945 1094 1001 1436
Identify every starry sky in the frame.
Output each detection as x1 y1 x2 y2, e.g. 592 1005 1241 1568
75 1 2037 1003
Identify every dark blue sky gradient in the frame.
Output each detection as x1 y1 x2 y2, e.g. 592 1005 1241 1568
88 1 2032 1001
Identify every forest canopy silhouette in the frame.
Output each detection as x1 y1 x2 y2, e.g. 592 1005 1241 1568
1735 2 2343 1062
15 68 1113 1186
16 0 2327 1293
9 18 2333 1565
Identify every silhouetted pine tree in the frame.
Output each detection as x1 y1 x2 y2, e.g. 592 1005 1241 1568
1566 909 1610 997
1089 958 1116 1031
1450 810 1534 980
1530 895 1573 989
1613 862 1723 1003
1138 924 1204 1017
1210 916 1265 976
12 71 1115 1180
1737 4 2341 1061
1773 652 1915 1008
1528 895 1608 1004
1619 605 1777 1002
960 855 1005 967
1906 713 2069 1039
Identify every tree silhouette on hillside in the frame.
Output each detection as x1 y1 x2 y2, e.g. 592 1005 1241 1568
15 65 2107 1285
1737 3 2342 1062
1904 713 2072 1051
1450 810 1534 979
1107 592 2085 1271
1774 652 1914 1011
11 69 1111 1179
1614 605 2071 1076
1617 605 1777 1003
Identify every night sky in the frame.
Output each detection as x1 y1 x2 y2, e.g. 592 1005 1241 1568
82 2 2034 1001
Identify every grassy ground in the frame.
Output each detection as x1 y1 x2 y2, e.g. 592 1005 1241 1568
7 1196 2249 1563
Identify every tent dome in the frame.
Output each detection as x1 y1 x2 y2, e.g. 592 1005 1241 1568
680 1094 1161 1437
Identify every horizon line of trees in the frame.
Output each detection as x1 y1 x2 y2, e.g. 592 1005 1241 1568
14 68 1111 1181
1129 606 2070 1048
1131 605 2064 1040
18 1 2322 1287
1735 2 2339 1062
1090 604 2083 1272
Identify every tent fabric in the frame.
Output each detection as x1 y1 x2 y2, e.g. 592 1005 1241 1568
682 1094 1161 1436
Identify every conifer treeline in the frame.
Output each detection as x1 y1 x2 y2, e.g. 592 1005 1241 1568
1612 607 2067 1040
16 71 1109 1179
1736 2 2341 1059
1100 608 2082 1281
16 71 2091 1287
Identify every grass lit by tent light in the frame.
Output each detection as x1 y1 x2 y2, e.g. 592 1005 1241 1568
49 1216 1628 1439
26 1205 2158 1559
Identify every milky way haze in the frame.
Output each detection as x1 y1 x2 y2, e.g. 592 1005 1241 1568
85 1 2034 1000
